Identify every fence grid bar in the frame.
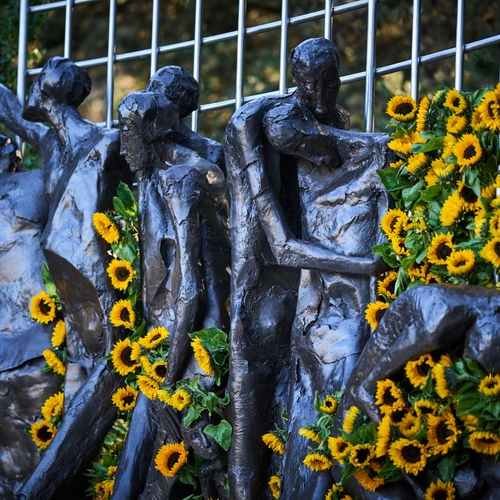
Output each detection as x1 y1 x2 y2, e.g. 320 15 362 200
150 0 160 75
279 0 289 94
192 0 203 130
410 0 420 101
64 0 73 59
324 0 332 40
17 0 30 105
105 0 117 127
364 0 377 132
235 0 246 110
455 0 465 90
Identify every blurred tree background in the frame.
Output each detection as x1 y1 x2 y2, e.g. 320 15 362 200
1 0 499 144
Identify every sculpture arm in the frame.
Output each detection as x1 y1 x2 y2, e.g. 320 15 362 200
0 84 48 148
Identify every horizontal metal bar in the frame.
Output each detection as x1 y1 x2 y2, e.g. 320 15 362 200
30 0 102 14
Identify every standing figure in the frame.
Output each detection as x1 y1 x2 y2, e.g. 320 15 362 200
225 37 389 499
115 66 230 500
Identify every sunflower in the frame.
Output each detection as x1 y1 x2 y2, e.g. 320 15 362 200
111 386 138 411
390 159 405 169
405 354 435 389
438 353 453 366
482 184 497 201
446 249 475 276
453 133 482 169
375 379 405 413
388 132 424 156
110 338 139 376
374 415 392 458
43 349 66 377
391 237 410 256
108 465 117 476
30 291 57 324
262 432 286 455
329 436 352 463
446 114 467 135
41 391 64 421
299 426 322 444
424 169 439 187
424 478 455 500
380 209 408 239
365 301 389 330
406 153 428 175
349 443 375 468
424 273 442 284
469 430 500 455
92 212 120 244
416 96 431 132
354 460 385 493
269 475 280 499
427 410 459 455
140 355 152 374
130 342 141 361
386 95 417 122
427 233 454 265
191 336 215 376
343 406 361 433
432 158 456 181
106 259 136 291
442 134 457 158
30 420 57 449
94 480 114 499
478 89 500 132
388 438 427 475
137 375 159 400
457 181 480 210
303 451 333 471
319 395 338 414
440 192 464 227
444 88 468 114
478 374 500 396
399 413 422 439
459 413 480 430
109 299 136 329
471 109 484 131
433 364 452 399
414 399 441 418
408 259 429 281
139 326 169 349
150 361 168 383
51 320 66 348
167 389 192 411
480 238 500 267
154 442 189 477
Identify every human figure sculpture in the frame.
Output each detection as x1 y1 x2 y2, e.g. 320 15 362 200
0 57 133 500
114 66 230 500
225 37 389 499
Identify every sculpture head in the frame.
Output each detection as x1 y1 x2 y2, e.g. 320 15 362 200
23 57 92 122
146 66 199 119
290 38 341 125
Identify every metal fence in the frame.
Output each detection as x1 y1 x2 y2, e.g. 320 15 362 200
16 0 500 134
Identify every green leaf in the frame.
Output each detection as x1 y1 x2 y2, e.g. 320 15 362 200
377 168 405 192
117 182 138 217
372 242 400 268
41 262 58 298
113 196 128 218
419 184 442 202
456 392 482 416
202 392 220 416
203 420 233 451
472 87 490 107
111 241 137 263
437 455 457 482
183 405 202 428
410 136 443 153
177 467 198 489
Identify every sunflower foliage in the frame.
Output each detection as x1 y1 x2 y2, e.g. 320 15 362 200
366 86 500 330
324 350 500 498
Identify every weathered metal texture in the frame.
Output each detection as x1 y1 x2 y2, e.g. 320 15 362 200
114 66 230 500
225 37 390 499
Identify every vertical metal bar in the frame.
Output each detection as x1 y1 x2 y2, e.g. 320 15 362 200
17 0 29 105
235 0 246 110
64 0 74 59
279 0 289 94
455 0 465 90
106 0 117 127
410 0 420 101
191 0 202 131
324 0 332 40
150 0 160 76
364 0 377 132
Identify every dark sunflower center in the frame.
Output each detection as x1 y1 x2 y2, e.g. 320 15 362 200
437 243 452 260
121 346 135 367
117 267 131 281
434 490 448 500
452 97 460 108
40 299 51 315
487 101 495 118
461 186 478 203
37 425 54 442
368 465 380 479
354 448 370 464
396 103 414 116
120 307 130 322
485 379 499 389
417 362 431 377
390 217 401 231
464 145 477 160
123 395 135 405
495 242 500 257
402 443 422 463
383 389 397 406
391 409 407 424
337 441 348 454
427 276 439 284
386 279 396 295
454 258 466 268
155 365 167 377
375 308 386 323
167 451 181 470
150 333 161 343
324 400 333 408
479 437 498 445
419 405 434 416
436 422 454 444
